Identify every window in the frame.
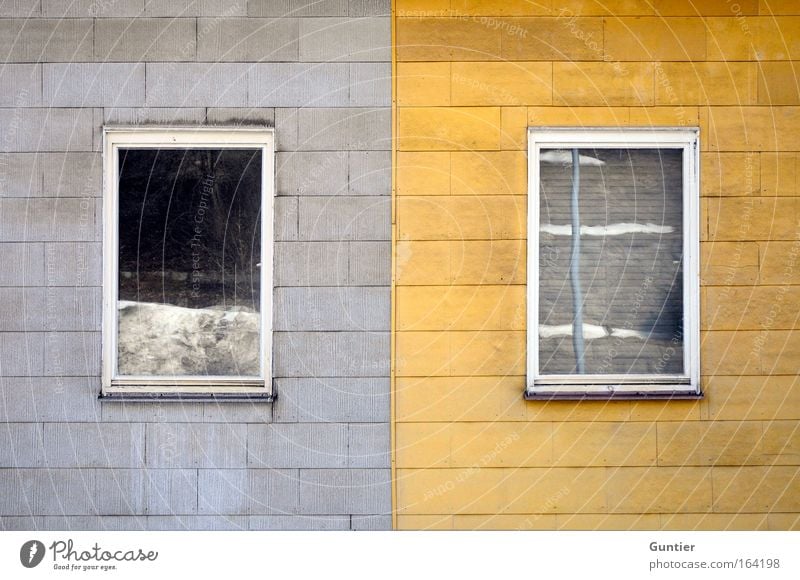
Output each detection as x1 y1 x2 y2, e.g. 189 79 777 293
527 128 700 398
102 128 274 398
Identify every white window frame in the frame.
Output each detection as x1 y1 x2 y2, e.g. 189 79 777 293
101 127 275 399
526 127 700 399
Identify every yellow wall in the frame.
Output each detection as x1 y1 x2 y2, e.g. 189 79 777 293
392 0 800 530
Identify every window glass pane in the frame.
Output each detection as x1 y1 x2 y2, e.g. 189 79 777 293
117 148 262 377
538 148 684 375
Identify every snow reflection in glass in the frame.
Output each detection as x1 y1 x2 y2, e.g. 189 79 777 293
116 148 262 377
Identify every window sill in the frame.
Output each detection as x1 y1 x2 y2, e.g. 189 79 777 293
525 389 703 401
99 391 275 402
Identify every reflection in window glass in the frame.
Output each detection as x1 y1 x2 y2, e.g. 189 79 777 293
116 148 262 377
538 148 684 375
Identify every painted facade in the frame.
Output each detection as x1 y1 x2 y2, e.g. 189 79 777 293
0 0 798 532
392 0 800 530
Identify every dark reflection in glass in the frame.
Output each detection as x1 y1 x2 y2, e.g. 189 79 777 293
116 148 262 377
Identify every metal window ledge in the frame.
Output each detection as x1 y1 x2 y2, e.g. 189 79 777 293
525 390 704 401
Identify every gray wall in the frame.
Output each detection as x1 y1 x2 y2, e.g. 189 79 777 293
0 0 392 531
